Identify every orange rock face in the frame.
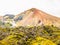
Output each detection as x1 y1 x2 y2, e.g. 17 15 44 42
0 16 3 20
15 8 60 27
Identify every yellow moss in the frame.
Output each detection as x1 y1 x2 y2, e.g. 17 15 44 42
0 35 18 45
26 25 34 28
31 36 56 45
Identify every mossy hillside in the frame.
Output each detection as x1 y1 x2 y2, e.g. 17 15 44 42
0 26 60 45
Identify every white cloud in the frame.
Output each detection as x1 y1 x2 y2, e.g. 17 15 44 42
0 0 60 17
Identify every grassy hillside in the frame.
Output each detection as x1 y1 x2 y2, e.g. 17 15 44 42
0 25 60 45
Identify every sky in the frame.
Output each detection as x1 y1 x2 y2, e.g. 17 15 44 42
0 0 60 17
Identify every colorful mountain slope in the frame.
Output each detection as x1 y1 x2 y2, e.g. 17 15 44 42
15 8 60 27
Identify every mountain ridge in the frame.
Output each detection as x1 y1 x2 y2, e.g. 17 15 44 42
15 8 60 27
0 8 60 27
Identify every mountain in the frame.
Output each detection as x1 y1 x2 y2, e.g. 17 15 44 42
0 15 15 28
0 8 60 28
4 14 15 19
15 8 60 27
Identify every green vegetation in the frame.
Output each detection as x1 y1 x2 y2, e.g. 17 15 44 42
0 25 60 45
4 22 12 28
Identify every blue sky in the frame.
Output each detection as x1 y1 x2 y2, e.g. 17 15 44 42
0 0 60 17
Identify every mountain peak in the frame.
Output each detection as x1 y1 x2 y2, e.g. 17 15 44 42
29 8 39 12
30 8 37 10
16 8 60 27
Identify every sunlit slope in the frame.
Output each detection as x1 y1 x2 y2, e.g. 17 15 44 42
15 8 60 27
